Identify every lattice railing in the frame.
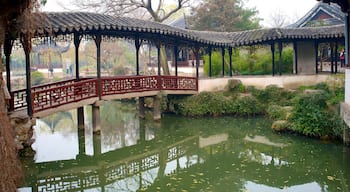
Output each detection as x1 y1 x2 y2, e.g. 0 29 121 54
10 76 197 114
32 79 98 113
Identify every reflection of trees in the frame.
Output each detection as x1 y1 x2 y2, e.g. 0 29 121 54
100 101 139 153
24 116 350 191
39 111 74 134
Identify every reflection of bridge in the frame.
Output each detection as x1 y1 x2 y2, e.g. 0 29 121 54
23 135 199 191
22 130 348 192
10 76 197 117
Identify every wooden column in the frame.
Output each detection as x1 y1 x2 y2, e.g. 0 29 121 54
156 42 161 76
135 36 141 76
78 126 85 155
221 47 225 77
208 47 212 77
21 35 32 116
92 104 101 132
278 41 283 76
74 33 84 129
315 41 319 74
74 33 82 80
335 42 338 74
330 42 335 74
4 37 13 93
293 41 298 74
229 47 233 77
77 107 85 129
174 45 179 76
94 34 102 100
153 95 161 121
195 46 200 78
139 97 145 118
271 43 275 76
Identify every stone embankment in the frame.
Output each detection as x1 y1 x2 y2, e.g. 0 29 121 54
9 111 35 153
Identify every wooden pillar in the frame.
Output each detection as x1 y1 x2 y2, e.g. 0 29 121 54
195 46 200 78
271 43 275 76
135 36 141 76
78 126 85 155
21 34 32 116
74 33 82 80
335 42 338 74
315 41 319 74
77 107 85 129
221 47 225 77
174 45 178 76
92 130 101 155
156 42 161 76
4 37 13 93
208 47 212 77
153 95 161 121
94 34 102 100
92 104 101 132
139 97 145 118
278 41 283 76
293 41 298 74
229 47 233 77
331 42 335 74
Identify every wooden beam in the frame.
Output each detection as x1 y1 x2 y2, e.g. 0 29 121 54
293 41 298 74
278 41 283 76
271 43 275 76
94 34 102 100
21 34 32 116
74 33 82 80
229 47 233 77
135 36 141 76
4 37 13 93
221 47 225 77
315 41 319 74
208 47 212 77
174 45 178 76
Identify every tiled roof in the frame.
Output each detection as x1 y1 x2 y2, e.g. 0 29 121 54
289 2 344 28
25 12 345 48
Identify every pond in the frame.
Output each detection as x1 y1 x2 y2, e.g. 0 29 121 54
19 101 350 192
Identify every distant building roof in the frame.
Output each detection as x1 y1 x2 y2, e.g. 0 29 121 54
163 13 188 29
289 2 344 28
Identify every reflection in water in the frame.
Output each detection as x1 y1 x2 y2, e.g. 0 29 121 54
20 101 350 192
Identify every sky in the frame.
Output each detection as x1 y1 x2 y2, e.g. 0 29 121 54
43 0 318 27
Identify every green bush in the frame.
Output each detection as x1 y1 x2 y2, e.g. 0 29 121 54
252 85 295 106
31 71 46 86
233 96 263 116
176 92 234 117
203 47 294 76
289 93 341 137
267 105 288 120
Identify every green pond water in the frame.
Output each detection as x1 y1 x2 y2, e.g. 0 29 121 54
19 101 350 192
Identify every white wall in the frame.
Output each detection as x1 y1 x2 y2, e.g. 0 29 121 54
199 75 330 92
345 69 350 104
296 41 316 74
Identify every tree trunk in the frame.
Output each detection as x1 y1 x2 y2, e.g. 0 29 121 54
0 19 23 192
160 45 170 75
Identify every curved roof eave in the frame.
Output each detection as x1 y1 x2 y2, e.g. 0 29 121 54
23 12 345 48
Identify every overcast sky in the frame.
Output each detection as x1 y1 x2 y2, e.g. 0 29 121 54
43 0 318 27
245 0 317 27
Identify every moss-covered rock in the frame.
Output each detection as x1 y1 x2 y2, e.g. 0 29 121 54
271 120 289 132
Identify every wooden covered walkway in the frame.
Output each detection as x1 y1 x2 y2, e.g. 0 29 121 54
3 12 345 117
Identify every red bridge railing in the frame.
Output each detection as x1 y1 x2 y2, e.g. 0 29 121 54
10 76 197 114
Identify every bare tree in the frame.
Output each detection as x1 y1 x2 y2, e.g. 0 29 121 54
268 8 289 28
70 0 190 22
68 0 190 75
